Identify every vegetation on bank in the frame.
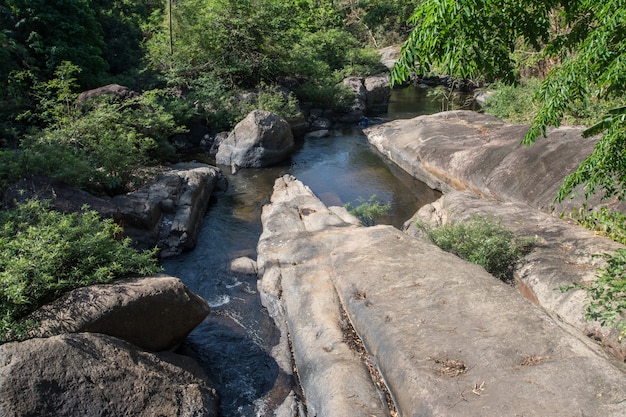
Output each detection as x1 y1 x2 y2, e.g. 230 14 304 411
392 0 626 336
0 200 161 341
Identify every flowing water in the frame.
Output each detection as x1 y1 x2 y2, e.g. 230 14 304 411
163 85 466 416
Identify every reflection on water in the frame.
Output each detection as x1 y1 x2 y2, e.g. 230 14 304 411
163 85 446 416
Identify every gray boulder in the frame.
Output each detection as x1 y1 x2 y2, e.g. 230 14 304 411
340 74 391 122
112 162 226 258
25 275 210 352
215 110 294 172
364 73 391 113
0 333 219 417
77 83 138 103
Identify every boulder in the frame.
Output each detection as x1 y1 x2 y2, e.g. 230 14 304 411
378 45 401 70
339 77 368 123
364 73 391 113
339 75 392 122
77 84 138 103
112 162 226 258
229 257 257 275
215 110 294 172
0 333 219 417
25 275 210 352
257 175 626 417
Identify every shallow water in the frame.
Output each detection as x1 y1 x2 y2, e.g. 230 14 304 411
163 86 461 416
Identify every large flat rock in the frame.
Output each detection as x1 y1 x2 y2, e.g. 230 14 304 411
364 110 624 214
257 175 626 417
408 190 626 360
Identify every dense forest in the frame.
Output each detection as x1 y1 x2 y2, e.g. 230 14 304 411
1 0 625 340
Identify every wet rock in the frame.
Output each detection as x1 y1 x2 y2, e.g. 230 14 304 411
230 257 257 275
24 275 210 352
0 333 219 417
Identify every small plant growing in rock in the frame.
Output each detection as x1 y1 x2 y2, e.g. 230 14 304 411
418 215 535 283
345 195 391 227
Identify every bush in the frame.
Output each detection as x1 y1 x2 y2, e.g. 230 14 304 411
345 195 391 227
418 215 535 282
0 199 162 340
20 91 181 195
482 79 542 124
295 81 355 112
583 249 626 340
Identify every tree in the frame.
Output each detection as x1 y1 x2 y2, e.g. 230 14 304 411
392 0 626 202
2 0 107 87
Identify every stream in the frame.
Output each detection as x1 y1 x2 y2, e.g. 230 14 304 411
162 85 469 416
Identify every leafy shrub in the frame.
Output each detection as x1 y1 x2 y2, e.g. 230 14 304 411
482 79 542 124
0 199 162 340
568 206 626 245
295 81 355 112
240 83 301 122
345 195 391 227
20 90 181 195
583 249 626 340
418 215 535 282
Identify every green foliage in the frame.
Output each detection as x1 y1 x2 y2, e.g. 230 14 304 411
483 79 542 124
419 215 535 282
343 0 422 46
567 206 626 246
582 250 626 340
0 199 161 340
285 29 359 79
3 0 108 87
393 0 626 204
9 65 182 195
391 0 553 86
295 81 355 112
345 195 391 227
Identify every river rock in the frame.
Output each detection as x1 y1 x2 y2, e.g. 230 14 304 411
339 75 391 122
364 73 392 113
230 256 257 275
257 175 626 417
112 162 225 258
215 110 294 172
0 333 219 417
364 110 626 214
23 275 210 352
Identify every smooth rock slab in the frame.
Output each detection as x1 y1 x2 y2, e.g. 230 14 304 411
257 175 626 417
363 110 626 214
408 190 626 360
